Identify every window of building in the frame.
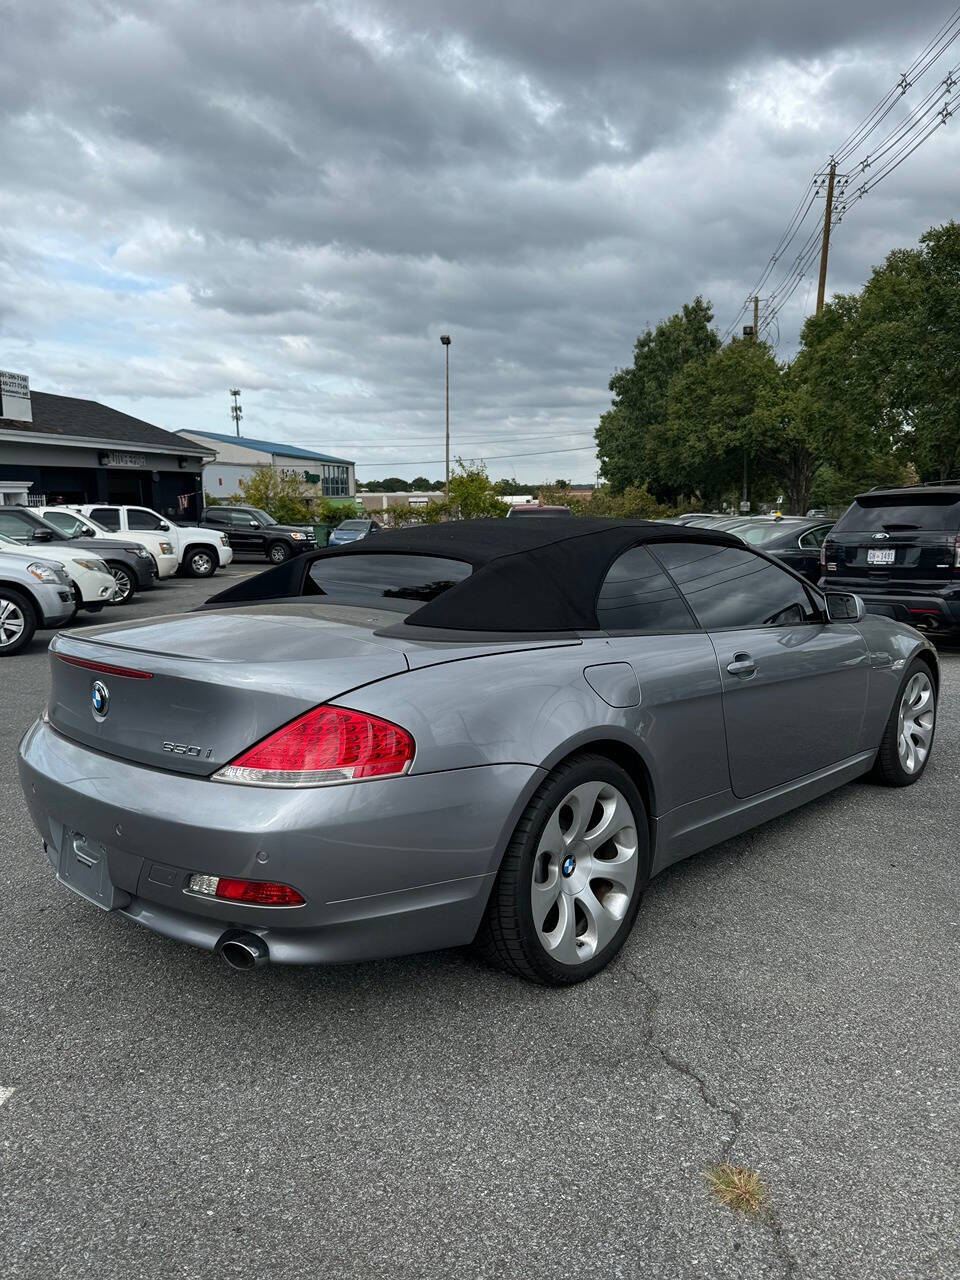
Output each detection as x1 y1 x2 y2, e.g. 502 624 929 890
596 545 694 632
320 464 349 498
652 542 819 630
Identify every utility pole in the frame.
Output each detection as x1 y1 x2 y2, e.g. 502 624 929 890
815 161 837 315
440 335 451 499
230 388 242 438
752 295 759 341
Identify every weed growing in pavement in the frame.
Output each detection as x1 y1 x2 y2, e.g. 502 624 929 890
704 1163 768 1214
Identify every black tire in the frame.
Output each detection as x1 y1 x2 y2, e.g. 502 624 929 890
106 562 135 604
0 587 37 656
871 657 938 787
475 753 650 985
268 541 290 565
184 546 217 578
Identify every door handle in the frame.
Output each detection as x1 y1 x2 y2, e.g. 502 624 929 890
726 653 757 677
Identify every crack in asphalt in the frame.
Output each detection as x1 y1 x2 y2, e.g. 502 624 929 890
623 960 800 1279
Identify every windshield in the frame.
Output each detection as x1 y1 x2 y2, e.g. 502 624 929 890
306 554 471 613
834 495 960 533
44 510 105 537
337 520 369 530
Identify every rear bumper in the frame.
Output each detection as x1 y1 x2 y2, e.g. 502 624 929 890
820 579 960 626
18 719 539 965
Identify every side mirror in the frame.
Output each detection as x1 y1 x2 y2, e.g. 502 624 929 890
159 521 170 531
248 521 259 528
825 592 865 623
32 529 54 541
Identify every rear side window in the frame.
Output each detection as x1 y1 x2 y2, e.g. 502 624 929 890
653 542 819 629
597 545 694 632
90 508 120 531
307 554 471 612
833 495 960 533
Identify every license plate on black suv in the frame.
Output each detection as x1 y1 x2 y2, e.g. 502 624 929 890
867 548 896 565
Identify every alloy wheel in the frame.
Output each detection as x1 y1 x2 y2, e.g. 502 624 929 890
530 781 639 966
0 599 26 648
191 551 214 576
897 670 935 774
110 566 133 603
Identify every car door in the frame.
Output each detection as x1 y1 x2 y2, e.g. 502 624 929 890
594 544 730 812
227 510 264 556
651 541 870 799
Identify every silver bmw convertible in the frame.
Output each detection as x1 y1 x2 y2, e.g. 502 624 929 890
18 519 938 985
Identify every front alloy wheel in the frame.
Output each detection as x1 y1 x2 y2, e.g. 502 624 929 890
477 754 649 985
108 564 134 604
0 590 36 655
268 542 290 564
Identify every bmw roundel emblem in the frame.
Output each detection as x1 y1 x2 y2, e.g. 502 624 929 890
561 854 576 878
91 680 110 720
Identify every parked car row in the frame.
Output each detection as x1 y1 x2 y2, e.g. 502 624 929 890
0 503 233 657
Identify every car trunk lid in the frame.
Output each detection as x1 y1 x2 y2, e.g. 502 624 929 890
47 606 412 776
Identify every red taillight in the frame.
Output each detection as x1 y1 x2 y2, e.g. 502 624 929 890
212 705 415 788
187 874 304 906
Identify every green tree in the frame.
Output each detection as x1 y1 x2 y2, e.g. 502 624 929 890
656 338 783 508
841 221 960 480
449 459 509 519
596 297 720 496
235 467 312 524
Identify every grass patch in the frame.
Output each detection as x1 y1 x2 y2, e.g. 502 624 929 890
704 1163 767 1214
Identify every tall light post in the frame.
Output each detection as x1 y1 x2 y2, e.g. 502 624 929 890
230 388 243 437
440 335 451 499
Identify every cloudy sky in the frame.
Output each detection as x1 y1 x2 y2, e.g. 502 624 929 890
2 1 959 483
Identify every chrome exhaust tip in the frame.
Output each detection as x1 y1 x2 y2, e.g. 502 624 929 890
217 931 269 971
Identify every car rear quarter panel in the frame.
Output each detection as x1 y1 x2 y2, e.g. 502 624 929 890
854 616 939 749
335 633 728 818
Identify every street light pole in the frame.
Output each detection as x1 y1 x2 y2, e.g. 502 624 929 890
230 388 242 438
440 335 451 499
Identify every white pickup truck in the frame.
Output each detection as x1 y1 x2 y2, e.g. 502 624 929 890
72 504 233 578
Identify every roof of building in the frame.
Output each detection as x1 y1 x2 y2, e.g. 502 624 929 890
182 429 352 464
0 391 208 454
205 517 743 633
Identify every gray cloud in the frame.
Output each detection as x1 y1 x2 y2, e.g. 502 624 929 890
0 0 958 479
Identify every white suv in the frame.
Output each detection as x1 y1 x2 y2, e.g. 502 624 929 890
73 505 233 578
39 507 180 579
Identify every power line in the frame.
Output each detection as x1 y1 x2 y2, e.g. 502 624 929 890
732 6 960 343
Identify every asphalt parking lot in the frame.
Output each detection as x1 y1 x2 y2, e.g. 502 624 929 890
0 568 957 1280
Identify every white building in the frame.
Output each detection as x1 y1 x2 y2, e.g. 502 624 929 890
178 430 356 500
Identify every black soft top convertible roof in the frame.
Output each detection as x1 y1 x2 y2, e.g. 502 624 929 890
206 518 743 632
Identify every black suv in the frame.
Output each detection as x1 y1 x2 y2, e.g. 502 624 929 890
198 506 317 564
820 485 960 632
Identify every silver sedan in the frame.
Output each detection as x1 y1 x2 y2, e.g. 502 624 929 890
18 519 938 985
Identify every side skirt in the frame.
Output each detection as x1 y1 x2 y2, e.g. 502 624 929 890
651 750 876 876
